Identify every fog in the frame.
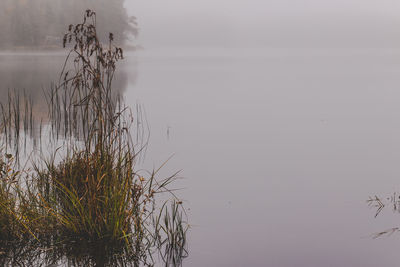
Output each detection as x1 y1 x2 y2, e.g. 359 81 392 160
125 0 400 48
2 0 399 49
120 1 400 266
2 1 400 266
0 0 136 48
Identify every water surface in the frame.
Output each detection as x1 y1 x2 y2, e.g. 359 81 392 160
2 47 400 266
125 47 400 267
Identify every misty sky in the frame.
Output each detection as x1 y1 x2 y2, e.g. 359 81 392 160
125 0 400 48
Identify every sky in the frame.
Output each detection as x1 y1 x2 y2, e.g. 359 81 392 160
125 0 400 48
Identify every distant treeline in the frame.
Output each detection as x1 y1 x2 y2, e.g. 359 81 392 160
0 0 137 48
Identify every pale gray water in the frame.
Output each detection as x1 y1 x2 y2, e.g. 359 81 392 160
2 47 400 266
124 47 400 267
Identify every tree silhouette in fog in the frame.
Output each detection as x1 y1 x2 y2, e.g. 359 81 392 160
0 0 137 48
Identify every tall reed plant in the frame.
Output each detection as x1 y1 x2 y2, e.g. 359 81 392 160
0 9 188 266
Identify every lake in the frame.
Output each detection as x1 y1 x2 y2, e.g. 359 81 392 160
1 46 400 266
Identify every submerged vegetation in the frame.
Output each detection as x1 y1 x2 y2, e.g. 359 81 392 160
0 10 187 266
368 194 400 239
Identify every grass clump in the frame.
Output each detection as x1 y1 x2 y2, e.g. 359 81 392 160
0 10 188 266
0 153 43 242
38 146 137 243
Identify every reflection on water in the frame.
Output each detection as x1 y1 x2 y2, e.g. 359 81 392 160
0 238 186 266
0 52 133 156
0 53 131 115
0 53 132 160
0 239 135 266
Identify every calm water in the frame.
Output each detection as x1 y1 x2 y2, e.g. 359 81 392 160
2 47 400 266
